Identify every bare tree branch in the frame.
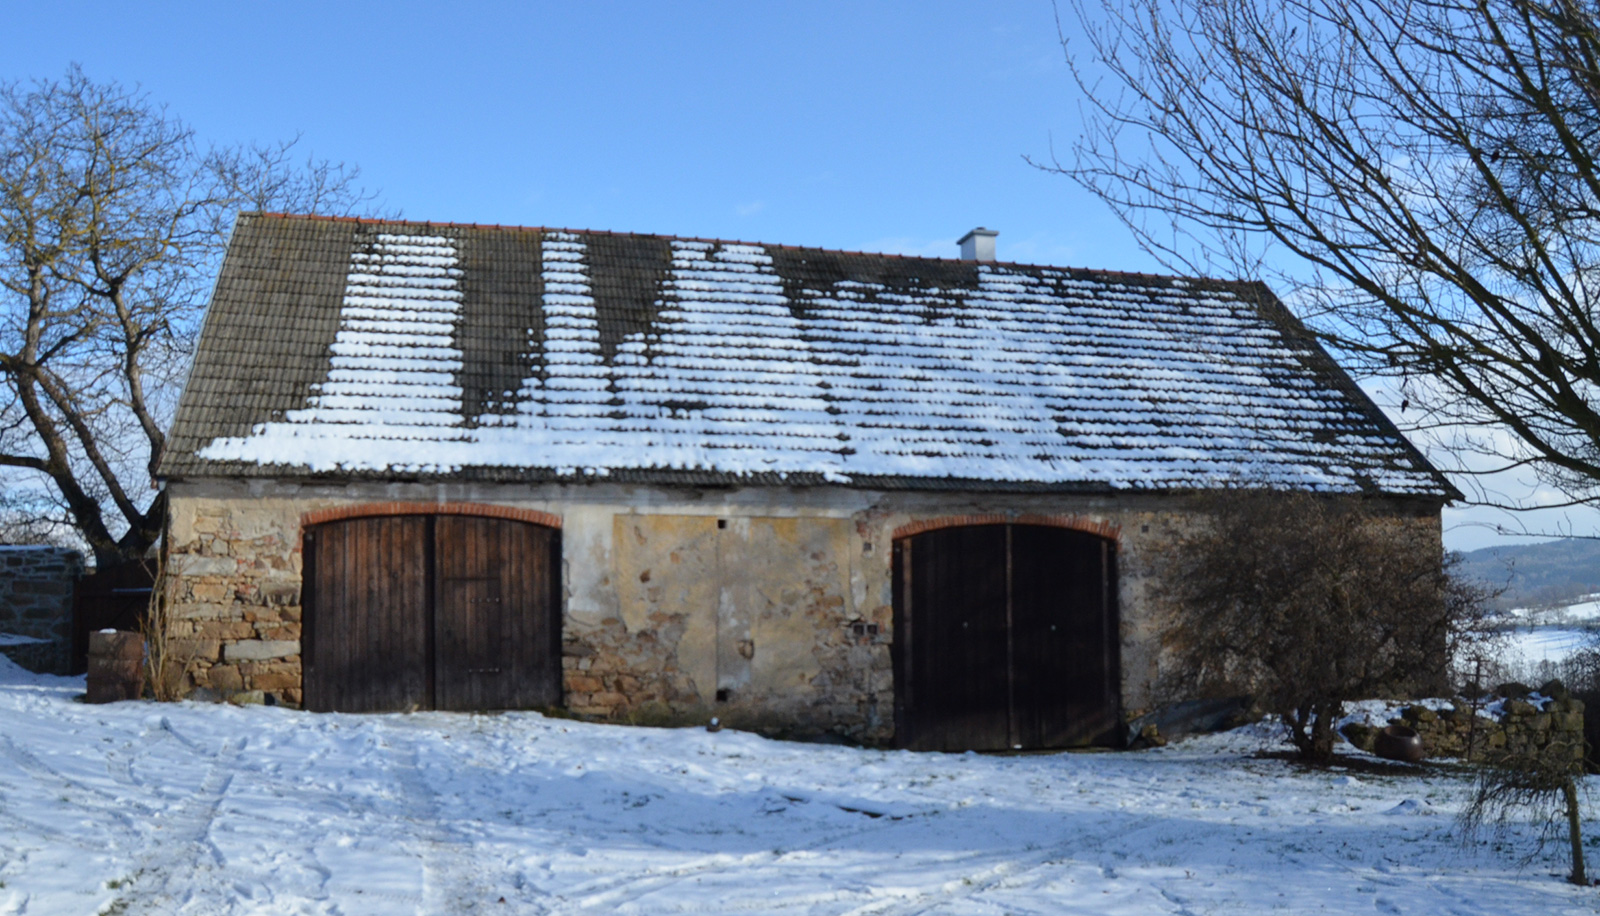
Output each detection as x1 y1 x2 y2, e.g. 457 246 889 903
1050 0 1600 510
0 66 389 568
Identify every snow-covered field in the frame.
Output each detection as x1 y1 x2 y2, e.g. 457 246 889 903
1504 626 1594 669
1495 595 1600 677
1 658 1595 916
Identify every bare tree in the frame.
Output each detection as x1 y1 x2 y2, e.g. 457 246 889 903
1049 0 1600 509
1154 489 1491 762
0 67 383 570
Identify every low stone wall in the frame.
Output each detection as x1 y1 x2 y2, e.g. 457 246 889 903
1342 680 1586 764
0 546 84 674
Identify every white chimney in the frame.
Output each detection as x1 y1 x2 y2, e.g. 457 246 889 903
958 227 998 262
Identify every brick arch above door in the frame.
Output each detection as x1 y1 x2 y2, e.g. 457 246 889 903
300 501 561 530
892 513 1120 542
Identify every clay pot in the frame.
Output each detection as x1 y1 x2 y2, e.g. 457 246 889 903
1373 724 1426 763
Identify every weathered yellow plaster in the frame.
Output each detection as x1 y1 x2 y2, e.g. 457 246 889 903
608 514 853 709
612 513 719 703
741 517 850 696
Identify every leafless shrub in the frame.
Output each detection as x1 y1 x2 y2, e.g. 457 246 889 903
137 554 185 701
1461 731 1588 885
1155 487 1493 762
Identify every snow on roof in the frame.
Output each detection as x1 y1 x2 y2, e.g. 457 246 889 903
161 214 1452 496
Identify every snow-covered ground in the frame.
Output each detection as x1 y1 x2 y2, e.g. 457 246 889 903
1507 595 1600 629
1503 626 1594 669
1 658 1595 916
1495 595 1600 677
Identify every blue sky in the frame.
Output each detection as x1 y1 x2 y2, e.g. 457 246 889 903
6 2 1147 269
9 1 1586 550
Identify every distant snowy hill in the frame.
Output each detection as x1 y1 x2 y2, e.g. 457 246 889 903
1455 538 1600 610
1454 540 1600 676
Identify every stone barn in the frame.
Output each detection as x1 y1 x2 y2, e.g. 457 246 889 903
155 213 1454 750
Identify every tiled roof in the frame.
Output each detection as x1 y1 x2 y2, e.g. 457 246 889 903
159 213 1454 497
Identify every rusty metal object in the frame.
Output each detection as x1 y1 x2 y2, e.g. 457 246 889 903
1374 724 1426 762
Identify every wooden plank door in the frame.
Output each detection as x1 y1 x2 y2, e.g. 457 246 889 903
303 516 431 713
897 524 1011 751
433 516 561 711
1010 526 1121 748
894 523 1120 751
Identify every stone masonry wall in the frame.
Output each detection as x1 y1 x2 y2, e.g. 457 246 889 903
164 502 305 705
162 492 897 731
163 481 1446 746
1342 681 1586 764
0 546 84 675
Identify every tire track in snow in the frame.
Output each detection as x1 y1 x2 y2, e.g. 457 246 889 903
652 847 1050 916
827 809 1198 916
831 846 1071 916
103 720 172 792
558 849 803 913
216 734 431 915
388 731 528 913
552 803 937 913
0 732 149 853
0 732 154 819
0 714 180 884
258 733 430 912
114 733 247 915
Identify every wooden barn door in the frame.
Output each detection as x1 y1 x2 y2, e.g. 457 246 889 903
303 516 431 713
895 525 1011 751
1010 527 1120 748
893 523 1119 751
433 516 561 711
304 514 560 713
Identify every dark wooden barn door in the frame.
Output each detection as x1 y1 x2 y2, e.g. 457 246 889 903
433 515 561 711
893 524 1119 751
303 516 432 713
1010 527 1120 748
304 514 560 713
896 525 1010 751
